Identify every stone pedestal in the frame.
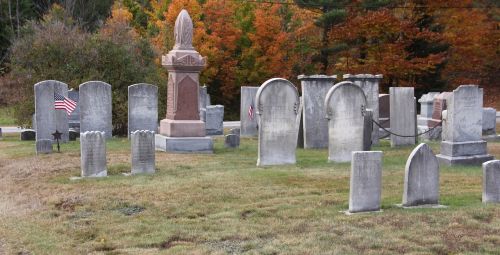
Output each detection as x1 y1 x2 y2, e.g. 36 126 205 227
155 135 213 153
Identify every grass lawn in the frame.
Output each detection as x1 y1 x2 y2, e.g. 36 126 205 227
0 133 499 254
0 107 17 126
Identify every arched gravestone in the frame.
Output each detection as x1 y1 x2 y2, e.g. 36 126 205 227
325 81 367 162
79 81 112 138
256 78 301 166
403 143 440 206
80 131 107 177
131 130 155 174
34 80 69 142
483 160 500 203
128 83 158 137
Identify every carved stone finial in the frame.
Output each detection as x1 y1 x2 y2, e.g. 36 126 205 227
174 9 194 50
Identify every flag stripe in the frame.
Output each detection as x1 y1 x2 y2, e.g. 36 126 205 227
54 92 77 116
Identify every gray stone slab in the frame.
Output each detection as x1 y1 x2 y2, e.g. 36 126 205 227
128 84 158 137
155 134 213 153
379 94 390 128
349 151 383 213
69 129 79 141
390 87 416 147
298 74 336 149
363 109 373 151
436 154 493 166
483 160 500 203
325 81 367 163
403 143 440 206
36 139 53 155
256 78 300 166
20 129 36 140
418 92 440 119
224 134 240 148
442 85 482 142
199 86 210 110
240 86 259 137
205 105 224 135
80 131 107 177
344 74 383 145
229 128 240 135
482 107 496 136
79 81 112 139
67 90 80 130
131 130 155 174
440 140 487 157
34 80 69 143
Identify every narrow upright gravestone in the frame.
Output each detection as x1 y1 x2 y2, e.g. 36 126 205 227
36 139 53 155
325 81 368 162
80 131 107 177
205 105 224 135
224 134 240 148
131 130 155 174
437 85 493 165
390 87 416 147
482 108 498 140
79 81 112 139
34 80 69 142
344 74 383 145
403 143 440 207
349 151 383 213
363 109 374 151
240 86 259 137
128 83 158 137
378 94 390 129
483 160 500 203
256 78 301 166
298 75 336 149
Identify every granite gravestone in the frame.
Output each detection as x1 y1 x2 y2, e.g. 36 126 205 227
363 109 373 151
429 92 451 126
34 80 69 143
229 128 240 135
483 160 500 203
20 129 36 140
437 85 493 165
389 87 416 147
131 130 155 174
240 86 259 137
69 129 79 141
128 83 158 137
378 94 390 129
36 139 53 155
349 151 383 213
156 10 213 153
79 81 112 139
67 90 80 130
298 75 336 149
403 143 440 206
417 92 441 140
344 74 383 145
325 81 367 163
80 131 107 177
224 134 240 148
482 108 498 140
205 105 224 135
256 78 300 166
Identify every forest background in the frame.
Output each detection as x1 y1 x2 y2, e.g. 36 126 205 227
0 0 498 135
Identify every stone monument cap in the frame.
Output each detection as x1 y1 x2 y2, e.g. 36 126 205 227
297 74 337 80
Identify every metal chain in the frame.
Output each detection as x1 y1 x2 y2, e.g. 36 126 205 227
372 119 443 138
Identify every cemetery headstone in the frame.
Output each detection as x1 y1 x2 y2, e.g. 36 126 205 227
131 130 155 174
80 131 107 177
297 97 304 148
79 81 112 139
256 78 300 166
363 109 373 151
36 139 52 155
437 85 493 165
69 129 79 141
378 94 390 129
389 87 416 147
205 105 224 135
240 86 259 137
229 128 240 135
128 83 158 137
156 9 213 153
20 129 36 140
67 90 80 130
34 80 69 143
344 74 383 145
349 151 383 213
483 160 500 203
325 81 368 162
417 92 441 141
224 134 240 148
482 107 498 140
298 75 336 149
403 143 440 206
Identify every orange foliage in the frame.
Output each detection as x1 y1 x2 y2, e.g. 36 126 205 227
100 3 138 44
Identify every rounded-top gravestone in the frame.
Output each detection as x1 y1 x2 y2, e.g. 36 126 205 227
79 81 112 139
34 80 69 142
128 83 158 137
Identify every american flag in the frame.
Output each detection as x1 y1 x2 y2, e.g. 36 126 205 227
54 92 77 115
248 103 254 120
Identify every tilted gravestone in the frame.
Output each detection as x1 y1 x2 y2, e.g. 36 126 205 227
389 87 416 147
79 81 112 139
349 151 383 213
256 78 300 166
224 134 240 148
131 130 155 174
128 83 158 137
240 86 259 137
344 74 383 145
483 160 500 203
325 81 368 162
20 129 36 141
437 85 493 165
298 75 336 149
36 139 53 155
80 131 107 177
403 143 440 206
205 105 224 135
34 80 69 143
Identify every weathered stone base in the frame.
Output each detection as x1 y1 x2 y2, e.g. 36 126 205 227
341 210 383 215
159 119 205 137
482 134 500 142
436 154 494 166
395 204 447 209
437 140 494 166
155 134 213 153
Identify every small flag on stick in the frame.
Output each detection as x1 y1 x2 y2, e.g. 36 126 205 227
248 103 254 120
54 92 77 115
